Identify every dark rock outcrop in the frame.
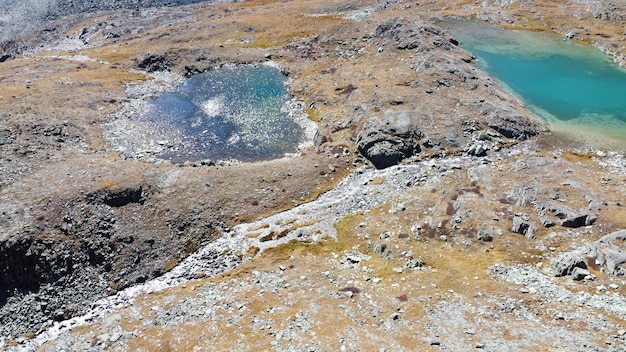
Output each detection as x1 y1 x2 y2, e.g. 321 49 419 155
481 99 545 140
0 40 27 62
0 183 212 339
356 110 423 169
137 54 171 72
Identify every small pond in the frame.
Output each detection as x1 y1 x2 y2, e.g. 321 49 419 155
122 64 309 163
443 19 626 150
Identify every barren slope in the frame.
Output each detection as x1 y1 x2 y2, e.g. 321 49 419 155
1 0 625 350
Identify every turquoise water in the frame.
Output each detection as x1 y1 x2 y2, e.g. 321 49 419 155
145 65 303 162
444 19 626 149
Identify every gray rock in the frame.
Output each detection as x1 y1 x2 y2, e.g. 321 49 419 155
110 332 122 342
477 228 493 242
507 187 536 206
551 252 588 277
403 258 423 269
433 37 452 50
356 110 422 169
466 142 488 156
571 267 591 281
483 105 545 140
582 230 626 275
539 203 597 228
564 31 577 39
511 215 528 234
511 214 536 238
538 210 556 228
429 337 441 346
597 230 626 244
374 242 390 258
467 164 491 185
605 249 626 276
345 255 362 264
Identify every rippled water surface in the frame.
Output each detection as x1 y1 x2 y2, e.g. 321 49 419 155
444 19 626 149
143 65 304 162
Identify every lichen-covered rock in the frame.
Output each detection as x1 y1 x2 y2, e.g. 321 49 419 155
511 214 536 238
551 252 588 277
539 203 597 228
356 110 423 169
373 19 423 50
483 104 544 140
604 249 626 276
576 230 626 276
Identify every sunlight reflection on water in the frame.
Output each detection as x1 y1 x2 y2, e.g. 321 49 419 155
141 64 305 163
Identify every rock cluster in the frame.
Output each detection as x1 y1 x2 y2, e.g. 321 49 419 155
553 230 626 280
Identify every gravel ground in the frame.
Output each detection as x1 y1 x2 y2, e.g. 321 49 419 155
8 144 626 351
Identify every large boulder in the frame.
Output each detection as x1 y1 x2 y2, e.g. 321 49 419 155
553 230 626 279
356 110 423 169
539 203 597 228
481 100 545 140
582 230 626 275
551 252 588 277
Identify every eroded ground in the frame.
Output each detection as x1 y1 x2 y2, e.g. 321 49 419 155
36 145 626 351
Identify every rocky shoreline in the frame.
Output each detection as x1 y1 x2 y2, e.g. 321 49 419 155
1 0 626 350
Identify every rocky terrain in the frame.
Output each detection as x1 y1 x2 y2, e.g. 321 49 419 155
0 0 625 351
